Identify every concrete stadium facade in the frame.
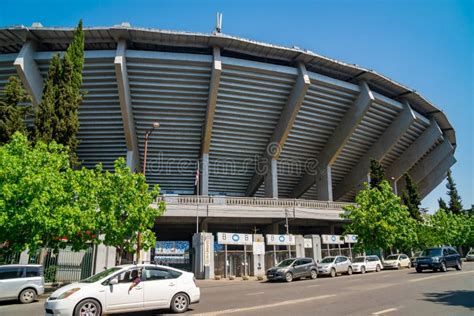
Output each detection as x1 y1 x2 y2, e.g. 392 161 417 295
0 25 457 271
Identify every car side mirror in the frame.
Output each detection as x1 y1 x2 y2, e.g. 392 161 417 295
109 278 118 285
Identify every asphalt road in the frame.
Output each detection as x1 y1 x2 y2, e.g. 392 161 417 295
1 263 473 316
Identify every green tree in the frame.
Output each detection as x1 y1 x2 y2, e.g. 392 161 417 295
438 198 448 211
35 20 84 163
97 158 165 264
369 159 385 189
0 76 30 144
402 173 422 221
445 170 463 214
342 180 416 254
0 133 99 254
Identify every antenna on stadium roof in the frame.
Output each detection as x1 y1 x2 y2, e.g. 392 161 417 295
215 12 223 33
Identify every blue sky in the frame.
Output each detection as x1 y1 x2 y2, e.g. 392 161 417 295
1 0 472 211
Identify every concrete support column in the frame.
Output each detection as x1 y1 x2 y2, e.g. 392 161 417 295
126 150 140 172
307 235 322 262
192 233 214 279
94 244 117 274
316 166 333 201
252 234 265 277
201 153 209 196
14 41 43 105
264 158 278 198
295 235 305 258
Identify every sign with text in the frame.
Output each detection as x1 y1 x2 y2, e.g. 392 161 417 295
217 232 253 245
344 234 358 244
266 234 296 246
304 238 313 248
321 234 344 245
253 241 265 255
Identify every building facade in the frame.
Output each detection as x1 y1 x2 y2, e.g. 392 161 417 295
0 24 456 276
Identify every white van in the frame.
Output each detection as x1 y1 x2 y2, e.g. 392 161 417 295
351 255 382 273
0 264 45 303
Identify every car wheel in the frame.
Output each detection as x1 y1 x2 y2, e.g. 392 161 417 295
416 267 423 273
376 265 381 272
330 268 336 278
455 260 462 271
19 288 36 304
347 267 353 275
361 266 366 274
440 262 447 272
74 298 101 316
170 293 189 313
310 269 318 279
285 272 293 282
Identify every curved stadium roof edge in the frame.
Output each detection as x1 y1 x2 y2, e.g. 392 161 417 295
0 24 455 147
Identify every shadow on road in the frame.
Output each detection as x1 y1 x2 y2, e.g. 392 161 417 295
112 308 195 316
422 290 474 310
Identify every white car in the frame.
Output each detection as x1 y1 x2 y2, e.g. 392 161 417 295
351 255 382 273
383 254 411 269
317 256 353 277
44 264 200 315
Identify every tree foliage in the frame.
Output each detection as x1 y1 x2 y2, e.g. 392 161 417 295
0 76 30 144
35 20 84 164
402 173 422 221
96 158 164 264
445 170 463 214
438 198 448 211
0 133 165 259
369 159 385 189
342 180 417 254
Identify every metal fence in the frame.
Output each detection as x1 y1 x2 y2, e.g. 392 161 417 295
1 246 94 283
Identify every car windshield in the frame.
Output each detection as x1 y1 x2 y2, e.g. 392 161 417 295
276 259 295 267
80 267 122 283
386 255 399 260
421 248 442 257
353 257 365 263
320 257 335 264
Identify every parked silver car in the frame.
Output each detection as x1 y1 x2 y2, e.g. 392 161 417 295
266 257 318 282
317 256 353 277
0 264 44 303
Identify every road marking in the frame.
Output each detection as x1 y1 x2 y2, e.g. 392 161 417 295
194 294 336 315
306 284 320 288
372 308 398 315
245 292 264 295
408 270 474 283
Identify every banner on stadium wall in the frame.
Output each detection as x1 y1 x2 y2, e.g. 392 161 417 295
266 234 296 246
321 234 344 245
344 234 358 244
217 232 253 245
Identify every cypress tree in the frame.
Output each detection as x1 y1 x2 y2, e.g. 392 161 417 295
369 159 385 189
438 198 448 211
0 76 30 144
446 170 463 214
34 20 84 164
401 173 422 221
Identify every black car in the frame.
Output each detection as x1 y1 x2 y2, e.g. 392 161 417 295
415 247 462 273
266 257 318 282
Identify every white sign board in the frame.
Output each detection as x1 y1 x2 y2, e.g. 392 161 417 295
304 238 313 248
344 234 358 244
321 234 344 245
266 234 296 246
217 232 253 245
252 241 265 255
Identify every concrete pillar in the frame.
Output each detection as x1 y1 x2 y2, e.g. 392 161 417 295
252 234 265 277
192 233 214 279
94 244 117 274
264 158 278 198
19 251 29 264
295 235 305 258
316 166 333 201
201 153 209 196
307 235 322 262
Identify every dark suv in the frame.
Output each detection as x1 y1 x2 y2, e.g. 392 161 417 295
266 258 318 282
415 247 462 273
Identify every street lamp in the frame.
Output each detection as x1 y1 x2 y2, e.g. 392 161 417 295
142 122 160 176
137 122 159 263
390 176 398 195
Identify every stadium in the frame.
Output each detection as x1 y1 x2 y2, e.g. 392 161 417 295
0 24 456 275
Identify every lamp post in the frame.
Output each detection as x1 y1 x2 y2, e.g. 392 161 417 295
390 176 398 195
136 122 160 263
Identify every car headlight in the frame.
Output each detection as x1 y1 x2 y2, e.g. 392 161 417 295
57 288 81 300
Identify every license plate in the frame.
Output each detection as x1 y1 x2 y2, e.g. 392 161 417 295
268 274 273 277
